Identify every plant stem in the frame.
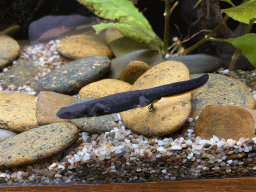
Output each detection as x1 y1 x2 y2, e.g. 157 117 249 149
229 49 241 71
162 0 178 57
228 18 255 71
176 14 230 56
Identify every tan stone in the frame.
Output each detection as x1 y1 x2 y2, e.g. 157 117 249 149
120 61 191 136
0 91 38 132
79 79 132 98
56 34 112 60
0 36 20 69
36 91 77 125
0 123 78 168
194 105 255 140
119 61 150 84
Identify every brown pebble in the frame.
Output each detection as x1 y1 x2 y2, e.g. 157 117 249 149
119 61 150 84
147 140 157 146
194 105 255 140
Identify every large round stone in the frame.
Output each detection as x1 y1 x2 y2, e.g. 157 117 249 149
121 61 191 136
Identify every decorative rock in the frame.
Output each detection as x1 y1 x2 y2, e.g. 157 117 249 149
109 49 165 79
0 35 20 69
0 91 38 132
0 129 17 142
108 37 153 57
119 61 150 84
28 15 99 43
194 105 255 140
166 54 222 74
120 61 191 136
191 73 255 111
36 91 77 125
79 79 132 98
33 56 110 94
0 123 78 168
69 98 116 134
1 59 43 87
56 34 112 60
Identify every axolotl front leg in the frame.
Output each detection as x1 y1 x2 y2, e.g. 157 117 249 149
139 95 159 112
87 103 111 117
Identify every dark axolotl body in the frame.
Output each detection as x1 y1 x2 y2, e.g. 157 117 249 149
57 74 209 119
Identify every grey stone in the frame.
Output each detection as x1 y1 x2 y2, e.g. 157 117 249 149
191 73 255 111
1 58 43 87
166 54 223 74
70 98 116 134
29 15 99 43
33 56 110 94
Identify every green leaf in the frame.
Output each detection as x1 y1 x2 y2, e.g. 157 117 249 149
220 0 235 7
77 0 163 46
224 34 256 67
93 22 162 45
221 0 256 24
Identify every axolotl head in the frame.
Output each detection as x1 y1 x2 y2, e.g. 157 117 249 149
56 103 89 119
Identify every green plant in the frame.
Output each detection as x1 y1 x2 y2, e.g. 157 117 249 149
77 0 256 71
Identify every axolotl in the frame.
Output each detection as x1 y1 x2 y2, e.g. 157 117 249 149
56 74 209 119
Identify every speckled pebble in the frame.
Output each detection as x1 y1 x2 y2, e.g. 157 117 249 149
33 56 110 94
1 58 43 87
56 34 112 60
191 73 255 111
119 60 150 84
109 49 165 79
36 91 76 125
0 129 17 142
69 98 116 134
0 35 20 69
0 123 78 168
121 61 191 136
0 91 38 132
79 79 131 98
194 105 255 140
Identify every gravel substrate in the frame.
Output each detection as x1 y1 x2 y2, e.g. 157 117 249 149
0 40 256 185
